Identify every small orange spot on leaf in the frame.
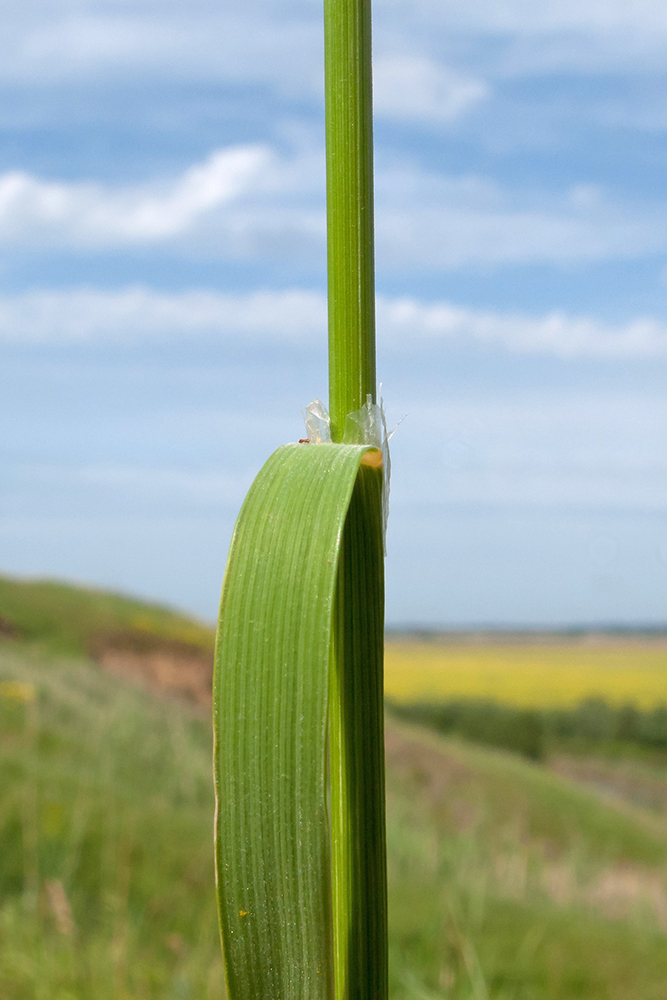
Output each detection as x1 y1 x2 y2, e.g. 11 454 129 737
360 448 382 469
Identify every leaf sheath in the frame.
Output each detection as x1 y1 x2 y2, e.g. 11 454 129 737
330 461 387 999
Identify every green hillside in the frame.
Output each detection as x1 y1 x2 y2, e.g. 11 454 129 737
386 724 667 999
3 579 667 997
0 640 222 1000
0 574 214 658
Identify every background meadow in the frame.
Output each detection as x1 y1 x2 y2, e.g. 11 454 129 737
3 577 667 998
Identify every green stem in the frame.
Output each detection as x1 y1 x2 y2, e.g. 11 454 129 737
325 0 377 442
325 1 387 997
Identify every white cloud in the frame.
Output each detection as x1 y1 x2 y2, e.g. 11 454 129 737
374 1 667 80
1 3 323 90
0 145 272 246
0 286 326 344
4 0 667 97
2 145 666 269
4 283 667 360
382 0 667 35
373 56 488 123
374 167 667 269
377 201 663 270
377 297 667 358
0 144 329 259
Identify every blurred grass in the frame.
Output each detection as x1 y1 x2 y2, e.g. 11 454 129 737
386 724 667 1000
388 697 667 764
385 640 667 709
4 580 667 997
3 646 667 997
0 641 224 1000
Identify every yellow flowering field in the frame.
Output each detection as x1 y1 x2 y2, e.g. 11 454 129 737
384 639 667 709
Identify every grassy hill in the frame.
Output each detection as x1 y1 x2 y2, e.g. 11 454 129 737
3 577 667 997
0 640 222 1000
0 574 214 659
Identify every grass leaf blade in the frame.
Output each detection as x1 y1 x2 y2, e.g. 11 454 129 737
214 442 384 1000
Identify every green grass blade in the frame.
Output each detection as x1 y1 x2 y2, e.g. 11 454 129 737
213 442 385 1000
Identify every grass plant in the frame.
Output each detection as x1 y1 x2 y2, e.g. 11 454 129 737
212 0 386 996
5 638 667 998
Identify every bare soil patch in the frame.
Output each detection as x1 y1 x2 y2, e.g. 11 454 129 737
89 629 213 706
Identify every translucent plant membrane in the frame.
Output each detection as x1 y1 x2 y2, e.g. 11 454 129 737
304 396 391 553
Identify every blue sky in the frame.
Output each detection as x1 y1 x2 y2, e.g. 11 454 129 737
2 0 667 626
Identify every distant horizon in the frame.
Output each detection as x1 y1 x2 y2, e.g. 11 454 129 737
3 566 666 639
386 624 667 640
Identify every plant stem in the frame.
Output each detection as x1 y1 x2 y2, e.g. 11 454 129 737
325 1 387 997
325 0 376 442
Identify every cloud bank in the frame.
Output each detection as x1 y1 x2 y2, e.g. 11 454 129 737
6 1 667 88
5 284 667 359
1 146 666 270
